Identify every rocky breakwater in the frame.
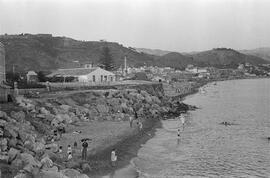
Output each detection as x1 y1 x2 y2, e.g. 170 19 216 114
0 109 90 178
0 84 194 177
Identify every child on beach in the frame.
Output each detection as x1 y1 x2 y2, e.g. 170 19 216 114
111 149 117 167
67 152 72 161
129 116 133 128
67 145 72 154
58 146 63 153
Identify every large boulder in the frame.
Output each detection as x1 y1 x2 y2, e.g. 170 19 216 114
11 157 24 170
96 104 109 113
21 153 42 174
10 111 26 121
51 119 60 127
24 140 35 152
45 143 58 153
40 156 53 170
59 105 71 112
33 142 45 153
0 154 9 162
151 96 161 104
0 138 8 151
81 162 91 173
0 111 8 119
8 147 20 162
40 107 50 115
8 138 18 149
56 114 73 124
61 169 81 177
37 170 69 178
145 95 153 103
14 172 30 178
61 169 90 178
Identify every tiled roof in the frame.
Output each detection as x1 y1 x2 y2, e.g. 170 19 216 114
47 67 98 77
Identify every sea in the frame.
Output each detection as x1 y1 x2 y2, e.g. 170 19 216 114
105 78 270 178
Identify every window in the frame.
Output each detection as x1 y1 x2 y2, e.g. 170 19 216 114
104 76 107 81
101 75 103 82
111 76 113 81
93 75 95 82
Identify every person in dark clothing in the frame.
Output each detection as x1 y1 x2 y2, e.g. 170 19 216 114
134 111 138 119
82 140 88 160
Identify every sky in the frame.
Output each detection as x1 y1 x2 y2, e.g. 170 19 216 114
1 0 270 52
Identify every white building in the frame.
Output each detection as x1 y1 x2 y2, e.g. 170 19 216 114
48 66 116 83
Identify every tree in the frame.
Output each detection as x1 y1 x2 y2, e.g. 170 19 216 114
37 71 47 82
99 46 115 71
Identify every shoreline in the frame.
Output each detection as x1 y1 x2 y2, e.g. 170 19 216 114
88 117 162 177
89 81 208 177
92 77 261 177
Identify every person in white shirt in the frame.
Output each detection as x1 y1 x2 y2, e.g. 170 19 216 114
111 149 117 167
67 152 72 160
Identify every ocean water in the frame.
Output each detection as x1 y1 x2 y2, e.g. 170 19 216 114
133 79 270 178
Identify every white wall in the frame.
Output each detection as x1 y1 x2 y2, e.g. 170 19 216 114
78 68 116 82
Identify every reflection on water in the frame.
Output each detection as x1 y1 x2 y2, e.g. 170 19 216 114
134 79 270 177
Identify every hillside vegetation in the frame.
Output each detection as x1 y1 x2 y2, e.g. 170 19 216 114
0 34 155 72
153 52 194 70
135 48 172 56
0 34 269 72
240 47 270 62
186 48 269 68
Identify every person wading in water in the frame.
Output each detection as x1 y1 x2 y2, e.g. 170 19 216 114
180 114 185 131
177 128 181 145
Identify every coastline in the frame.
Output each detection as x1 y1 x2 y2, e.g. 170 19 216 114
89 81 207 178
93 77 264 177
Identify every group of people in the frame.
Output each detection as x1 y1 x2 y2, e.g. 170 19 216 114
57 139 89 161
129 111 143 131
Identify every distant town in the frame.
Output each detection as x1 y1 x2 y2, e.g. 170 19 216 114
1 36 270 102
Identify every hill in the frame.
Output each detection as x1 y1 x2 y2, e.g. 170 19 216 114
135 48 172 56
0 34 268 72
240 47 270 62
0 34 155 72
153 52 194 70
190 48 269 68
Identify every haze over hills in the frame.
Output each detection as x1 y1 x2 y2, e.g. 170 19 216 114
0 34 269 72
135 48 172 56
240 47 270 62
153 52 194 70
188 48 269 68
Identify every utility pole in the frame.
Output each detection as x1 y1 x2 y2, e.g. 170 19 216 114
124 56 128 76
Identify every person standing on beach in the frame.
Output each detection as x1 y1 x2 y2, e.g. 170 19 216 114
180 114 185 131
111 149 117 167
177 128 181 145
139 121 143 131
67 152 72 161
129 116 134 128
67 145 72 155
82 140 88 160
